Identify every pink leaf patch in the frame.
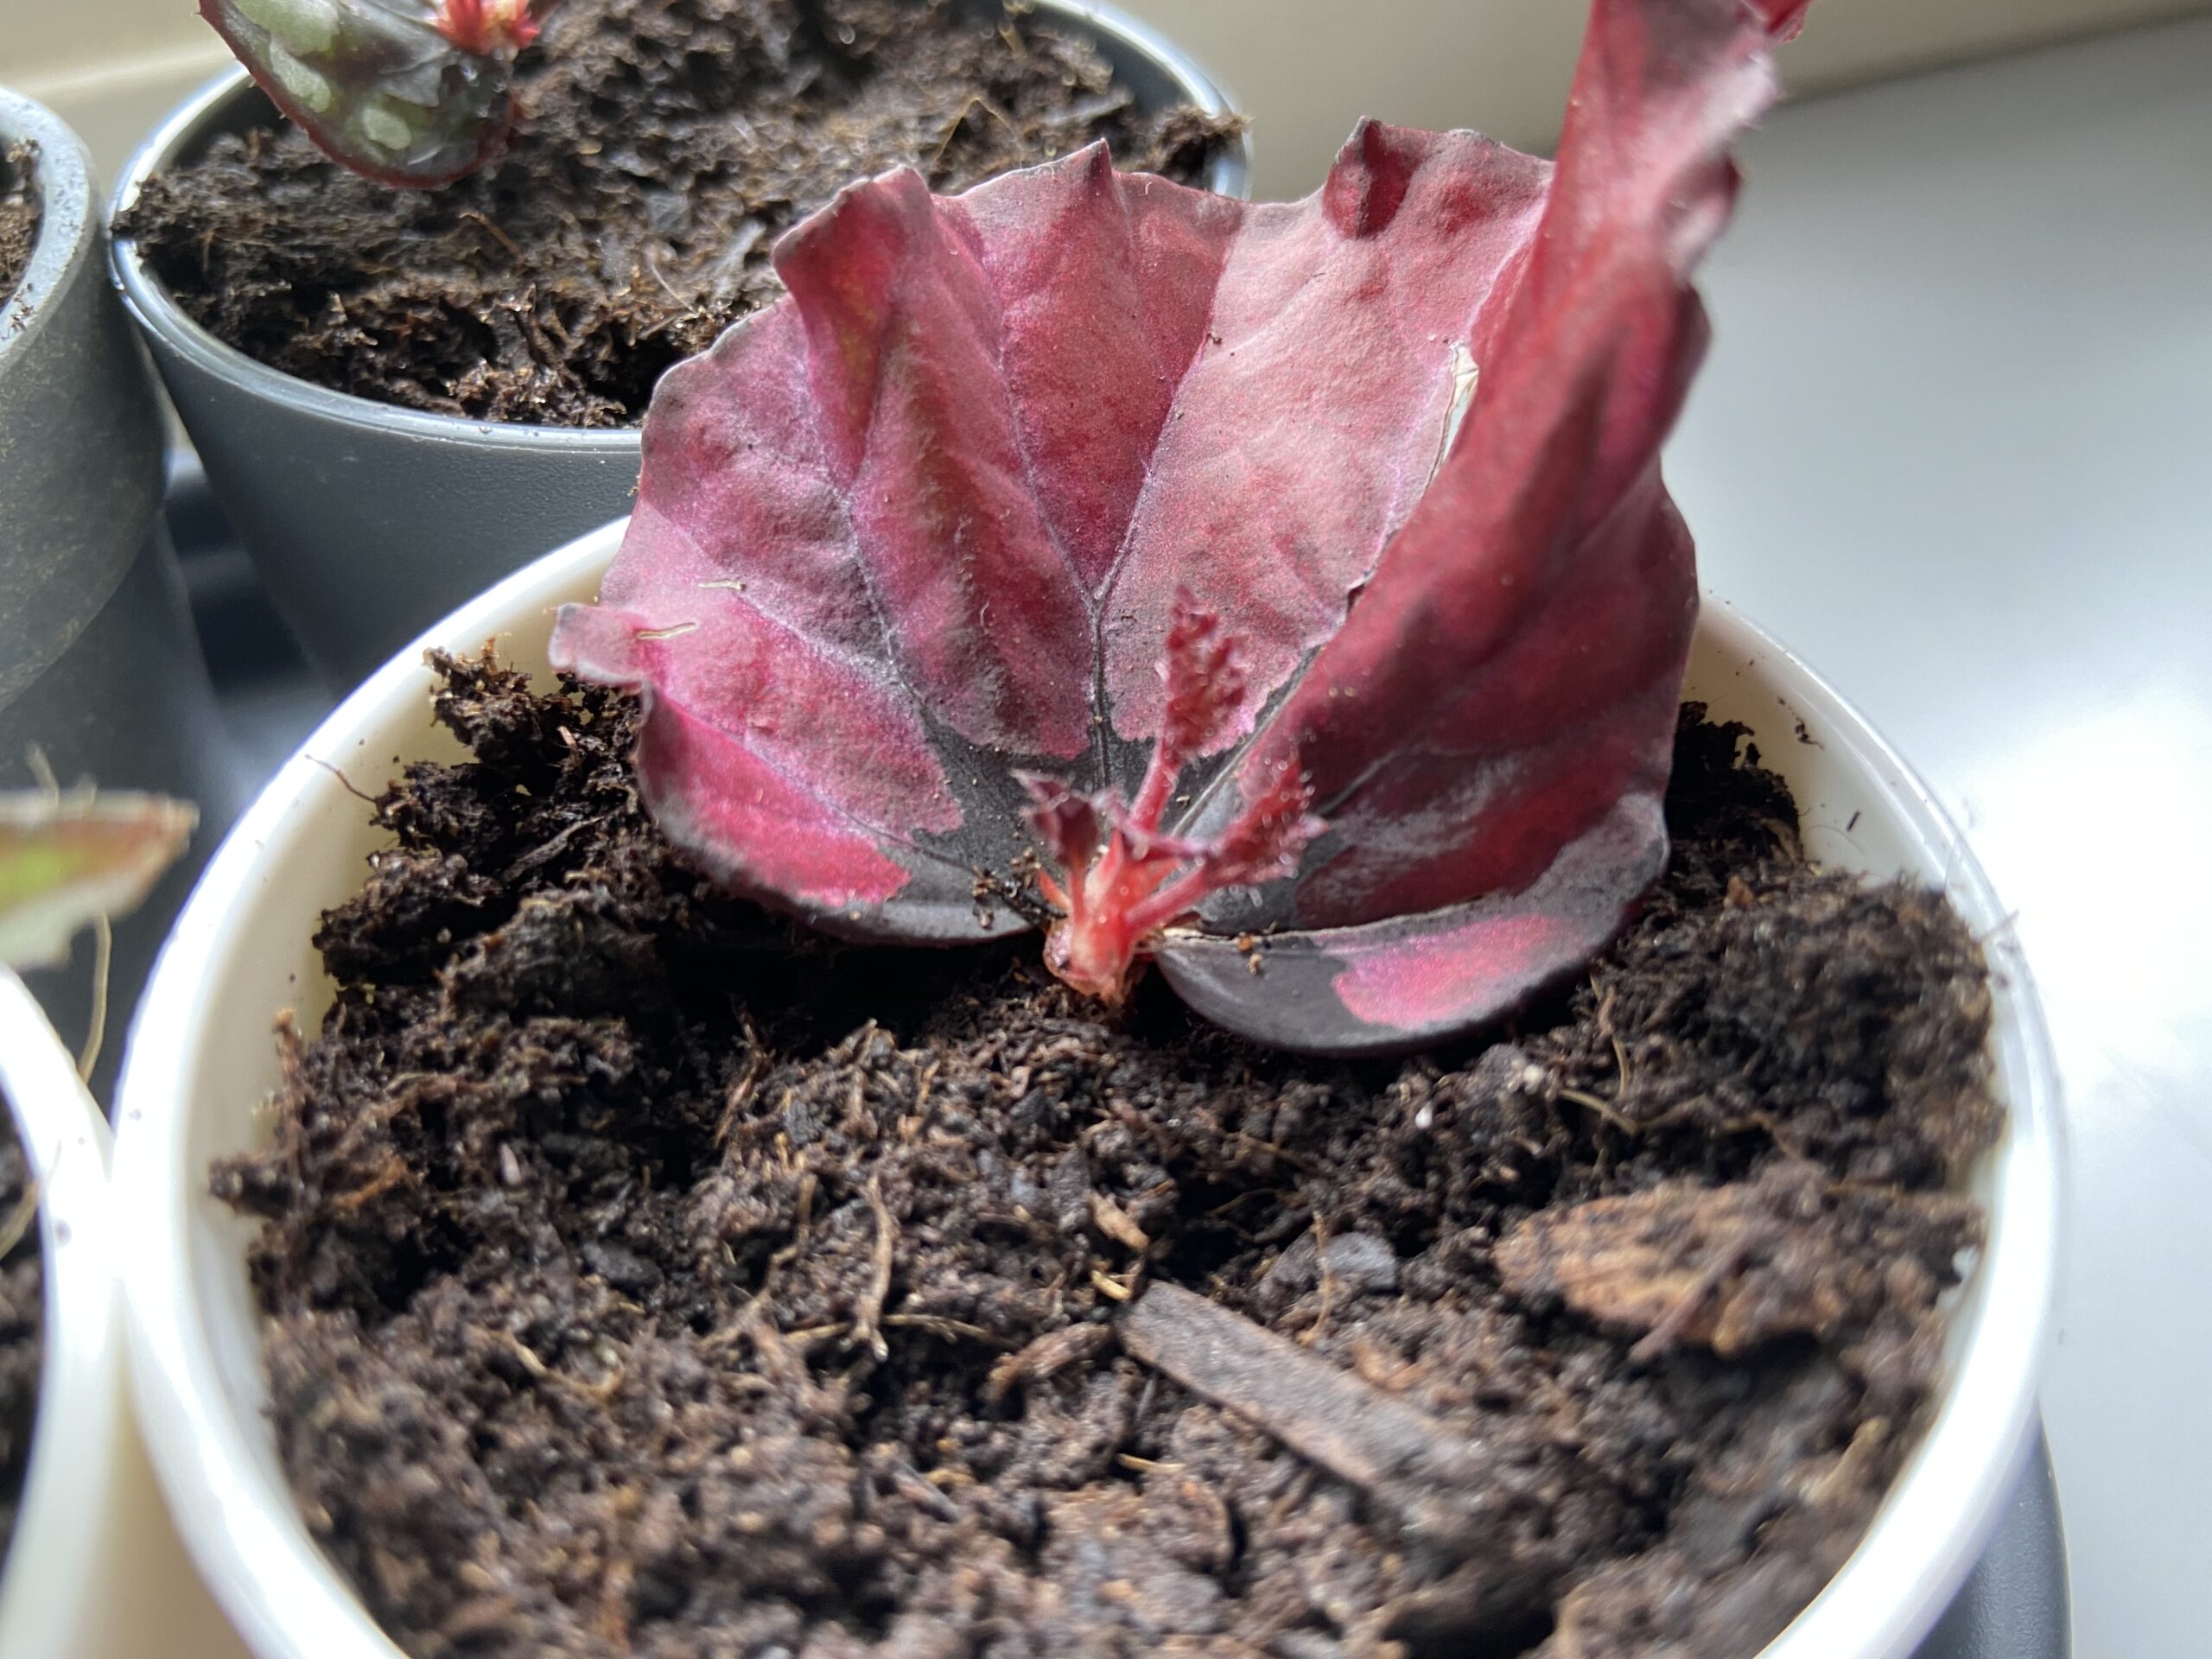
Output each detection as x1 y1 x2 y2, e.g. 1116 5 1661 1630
553 0 1800 1052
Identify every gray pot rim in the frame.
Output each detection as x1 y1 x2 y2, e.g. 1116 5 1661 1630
3 87 169 715
108 0 1251 451
2 88 99 371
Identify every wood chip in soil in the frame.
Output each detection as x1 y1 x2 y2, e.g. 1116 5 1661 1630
211 656 2002 1658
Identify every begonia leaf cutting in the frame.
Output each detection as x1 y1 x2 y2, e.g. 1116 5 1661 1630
552 0 1799 1053
200 0 550 187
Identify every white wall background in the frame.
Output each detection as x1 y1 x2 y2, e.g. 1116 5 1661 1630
2 0 2207 190
1118 0 2212 192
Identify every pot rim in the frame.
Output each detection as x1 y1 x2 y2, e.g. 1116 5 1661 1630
1698 590 2065 1658
0 972 124 1652
111 524 2062 1659
0 87 168 714
105 0 1252 450
0 88 99 369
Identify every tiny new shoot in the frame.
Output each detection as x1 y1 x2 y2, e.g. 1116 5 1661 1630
1023 596 1325 1002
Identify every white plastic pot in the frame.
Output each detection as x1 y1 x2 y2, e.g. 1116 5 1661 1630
0 971 118 1655
112 522 2063 1659
0 974 242 1657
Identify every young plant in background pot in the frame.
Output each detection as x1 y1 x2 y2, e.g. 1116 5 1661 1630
108 0 1250 690
115 3 2059 1657
0 792 198 1653
0 86 239 1107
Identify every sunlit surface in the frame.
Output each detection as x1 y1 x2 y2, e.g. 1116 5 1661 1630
1670 19 2212 1655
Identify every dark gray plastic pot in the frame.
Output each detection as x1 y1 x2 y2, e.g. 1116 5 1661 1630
0 88 239 1104
109 0 1250 692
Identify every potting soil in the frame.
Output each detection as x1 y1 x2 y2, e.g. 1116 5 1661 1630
118 0 1242 427
213 656 2001 1658
0 1107 40 1567
0 145 36 309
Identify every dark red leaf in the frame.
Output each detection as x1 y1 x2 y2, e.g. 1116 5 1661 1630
552 0 1795 1052
199 1 542 188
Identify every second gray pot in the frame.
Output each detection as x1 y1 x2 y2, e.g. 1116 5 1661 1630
110 1 1249 692
1 87 240 1104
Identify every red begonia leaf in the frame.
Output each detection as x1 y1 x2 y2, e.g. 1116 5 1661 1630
552 0 1796 1052
200 1 543 188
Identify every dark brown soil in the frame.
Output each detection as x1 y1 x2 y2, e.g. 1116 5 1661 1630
0 1106 40 1567
0 144 37 313
213 658 1999 1659
118 0 1242 427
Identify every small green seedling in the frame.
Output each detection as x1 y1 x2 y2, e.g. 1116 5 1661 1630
0 790 196 971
